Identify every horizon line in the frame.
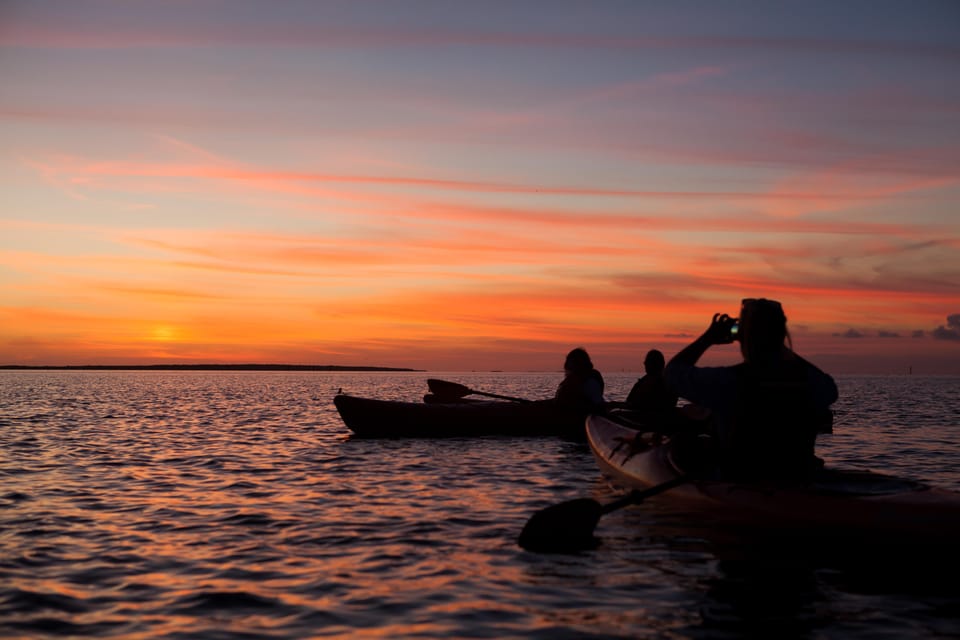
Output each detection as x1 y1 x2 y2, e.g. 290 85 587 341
0 363 423 372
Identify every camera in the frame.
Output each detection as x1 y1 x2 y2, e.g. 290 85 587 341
729 319 740 340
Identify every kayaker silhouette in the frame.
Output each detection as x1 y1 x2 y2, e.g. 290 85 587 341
609 349 709 434
665 298 838 483
622 349 678 420
554 347 606 416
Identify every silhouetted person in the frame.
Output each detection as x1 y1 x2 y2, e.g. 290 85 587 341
554 347 605 415
624 349 678 420
665 298 837 483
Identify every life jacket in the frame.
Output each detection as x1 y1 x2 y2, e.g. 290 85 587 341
719 361 822 483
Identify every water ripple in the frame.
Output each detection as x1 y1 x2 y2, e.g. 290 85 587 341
0 371 958 638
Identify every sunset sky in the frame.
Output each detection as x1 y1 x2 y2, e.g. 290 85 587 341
2 1 958 374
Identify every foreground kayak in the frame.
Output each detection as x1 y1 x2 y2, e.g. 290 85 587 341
334 394 585 438
587 414 960 541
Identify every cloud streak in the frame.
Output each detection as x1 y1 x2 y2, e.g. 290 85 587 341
21 153 955 238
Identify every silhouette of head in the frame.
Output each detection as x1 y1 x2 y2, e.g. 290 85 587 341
738 298 790 364
643 349 665 374
564 347 594 374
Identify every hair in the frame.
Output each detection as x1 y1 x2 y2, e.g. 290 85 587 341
739 298 791 364
564 347 594 374
643 349 665 373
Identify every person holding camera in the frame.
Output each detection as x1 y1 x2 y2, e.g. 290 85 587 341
664 298 838 483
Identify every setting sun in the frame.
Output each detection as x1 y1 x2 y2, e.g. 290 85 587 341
149 326 179 343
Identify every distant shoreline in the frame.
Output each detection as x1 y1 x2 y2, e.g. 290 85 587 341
0 364 422 372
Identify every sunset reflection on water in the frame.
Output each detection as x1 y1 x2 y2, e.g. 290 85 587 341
1 371 958 638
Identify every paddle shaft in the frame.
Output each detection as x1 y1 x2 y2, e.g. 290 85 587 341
517 474 694 552
466 389 531 402
426 378 530 403
601 474 692 515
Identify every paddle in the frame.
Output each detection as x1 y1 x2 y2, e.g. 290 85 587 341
426 378 531 403
518 475 692 553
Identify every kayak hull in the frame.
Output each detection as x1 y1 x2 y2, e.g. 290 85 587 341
587 414 960 541
334 394 585 438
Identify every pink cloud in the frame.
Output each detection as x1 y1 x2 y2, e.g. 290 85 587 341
21 153 953 242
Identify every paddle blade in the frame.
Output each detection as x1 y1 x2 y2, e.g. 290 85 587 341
518 498 603 553
426 378 472 398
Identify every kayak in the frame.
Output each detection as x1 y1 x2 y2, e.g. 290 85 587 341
334 394 586 438
586 414 960 541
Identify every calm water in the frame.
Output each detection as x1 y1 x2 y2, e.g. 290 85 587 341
1 371 958 639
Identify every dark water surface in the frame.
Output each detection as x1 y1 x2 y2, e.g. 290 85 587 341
1 371 958 639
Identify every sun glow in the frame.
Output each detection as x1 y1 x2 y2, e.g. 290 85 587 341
149 326 180 342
